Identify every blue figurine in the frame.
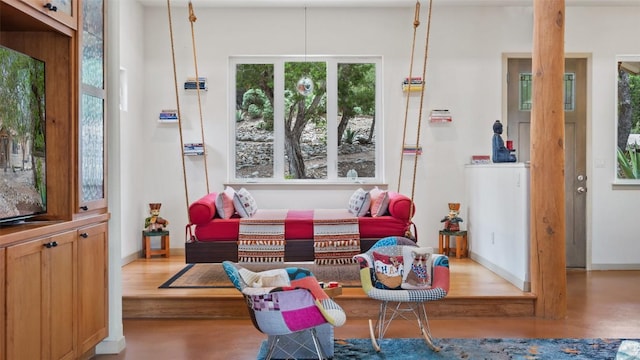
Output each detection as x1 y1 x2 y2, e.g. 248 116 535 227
492 120 516 163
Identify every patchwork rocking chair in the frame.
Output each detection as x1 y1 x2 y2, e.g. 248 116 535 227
353 236 450 352
222 261 346 360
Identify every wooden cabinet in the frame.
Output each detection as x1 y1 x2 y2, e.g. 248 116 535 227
1 1 109 358
18 0 78 30
5 231 77 360
77 222 108 355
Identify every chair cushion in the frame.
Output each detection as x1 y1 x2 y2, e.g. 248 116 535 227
372 251 404 289
401 247 436 290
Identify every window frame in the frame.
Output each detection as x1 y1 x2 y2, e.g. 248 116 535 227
228 55 384 185
615 55 640 185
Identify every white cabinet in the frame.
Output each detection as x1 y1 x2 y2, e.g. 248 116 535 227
465 163 530 291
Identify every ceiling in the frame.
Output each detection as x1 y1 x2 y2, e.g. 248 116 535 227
138 0 640 8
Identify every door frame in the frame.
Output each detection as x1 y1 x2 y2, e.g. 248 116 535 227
501 52 593 270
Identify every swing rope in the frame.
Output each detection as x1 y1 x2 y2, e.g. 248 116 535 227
409 0 433 222
187 2 210 194
398 0 434 231
397 0 422 193
166 0 190 213
166 0 211 217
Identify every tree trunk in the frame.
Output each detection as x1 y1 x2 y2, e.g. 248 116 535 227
618 67 633 150
368 115 376 142
337 113 350 145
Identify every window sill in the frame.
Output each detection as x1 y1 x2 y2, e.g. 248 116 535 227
225 181 388 190
612 180 640 190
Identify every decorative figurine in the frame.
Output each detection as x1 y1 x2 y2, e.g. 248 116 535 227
492 120 517 163
441 202 463 232
145 203 169 232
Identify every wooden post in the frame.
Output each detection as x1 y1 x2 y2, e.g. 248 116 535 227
531 0 567 319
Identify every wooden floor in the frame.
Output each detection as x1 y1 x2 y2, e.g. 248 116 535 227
97 254 640 360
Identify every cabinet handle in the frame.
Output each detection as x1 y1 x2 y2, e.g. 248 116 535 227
80 233 89 238
43 3 58 11
43 241 57 248
80 206 89 211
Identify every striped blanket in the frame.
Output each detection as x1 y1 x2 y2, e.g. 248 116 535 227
313 209 360 265
237 209 287 263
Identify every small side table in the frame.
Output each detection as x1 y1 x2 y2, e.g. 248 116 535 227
142 230 170 259
438 230 468 259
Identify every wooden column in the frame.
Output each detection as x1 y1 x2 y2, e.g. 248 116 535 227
531 0 567 319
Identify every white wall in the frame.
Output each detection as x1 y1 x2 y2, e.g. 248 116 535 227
118 2 640 269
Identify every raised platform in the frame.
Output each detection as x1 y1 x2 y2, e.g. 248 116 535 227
122 255 536 319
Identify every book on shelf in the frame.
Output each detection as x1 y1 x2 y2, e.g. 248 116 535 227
402 77 423 85
429 109 452 122
159 109 178 121
471 155 491 164
184 77 207 90
402 145 423 155
183 143 205 156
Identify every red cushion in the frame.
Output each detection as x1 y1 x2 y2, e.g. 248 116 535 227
358 216 408 238
387 191 415 221
188 193 218 225
194 216 240 240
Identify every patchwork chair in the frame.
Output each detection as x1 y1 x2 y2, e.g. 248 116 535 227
353 236 450 352
222 261 346 360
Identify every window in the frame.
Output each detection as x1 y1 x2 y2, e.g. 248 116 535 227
518 72 575 111
230 56 381 183
616 57 640 181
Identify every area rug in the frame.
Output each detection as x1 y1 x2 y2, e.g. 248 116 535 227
159 262 361 289
256 337 635 360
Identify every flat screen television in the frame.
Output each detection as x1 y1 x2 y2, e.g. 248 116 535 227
0 45 47 224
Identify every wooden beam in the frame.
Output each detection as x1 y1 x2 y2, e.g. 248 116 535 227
530 0 567 319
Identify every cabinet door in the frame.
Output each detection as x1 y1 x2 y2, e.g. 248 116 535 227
5 232 76 360
77 222 108 354
19 0 78 29
78 0 106 213
50 231 77 360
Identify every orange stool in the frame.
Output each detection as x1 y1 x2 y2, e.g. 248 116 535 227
438 230 468 259
142 230 170 259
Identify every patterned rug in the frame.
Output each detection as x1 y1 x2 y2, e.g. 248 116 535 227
159 262 361 289
256 337 637 360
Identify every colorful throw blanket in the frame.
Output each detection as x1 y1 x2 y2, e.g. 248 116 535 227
238 209 287 263
313 209 360 265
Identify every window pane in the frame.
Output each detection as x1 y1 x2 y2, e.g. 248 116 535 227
564 73 575 111
519 73 532 111
617 61 640 179
80 94 104 201
283 61 327 179
235 63 274 179
337 63 376 179
82 0 104 88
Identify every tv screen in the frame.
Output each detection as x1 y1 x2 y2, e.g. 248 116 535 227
0 45 47 224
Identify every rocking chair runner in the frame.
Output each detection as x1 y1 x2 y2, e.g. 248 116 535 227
353 236 450 352
222 261 346 360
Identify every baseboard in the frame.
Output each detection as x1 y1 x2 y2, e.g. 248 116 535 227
470 252 531 291
121 247 186 266
589 263 640 270
96 335 127 354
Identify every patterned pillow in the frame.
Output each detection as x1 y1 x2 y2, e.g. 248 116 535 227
233 187 258 218
348 188 371 217
372 251 404 289
369 186 390 217
215 186 236 219
401 246 436 290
